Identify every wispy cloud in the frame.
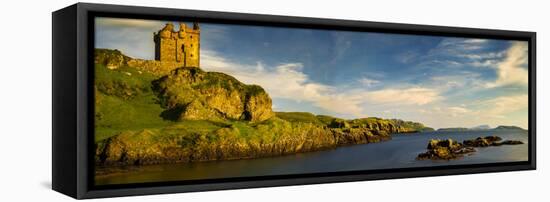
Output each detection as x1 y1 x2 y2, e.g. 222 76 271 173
396 50 419 64
364 88 441 106
421 38 506 70
458 51 505 60
201 49 441 117
357 77 380 87
481 94 528 118
329 32 353 64
447 106 471 117
429 72 486 93
485 41 529 88
416 94 527 128
434 38 488 54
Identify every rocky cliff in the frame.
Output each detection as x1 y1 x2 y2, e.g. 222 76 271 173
95 118 392 166
152 67 274 122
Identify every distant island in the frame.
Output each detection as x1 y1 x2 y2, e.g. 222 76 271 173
437 125 526 132
494 125 527 131
470 125 491 130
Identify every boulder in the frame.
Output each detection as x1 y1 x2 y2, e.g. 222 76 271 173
463 136 502 147
418 139 472 160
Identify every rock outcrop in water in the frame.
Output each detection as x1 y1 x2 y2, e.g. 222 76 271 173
417 136 524 160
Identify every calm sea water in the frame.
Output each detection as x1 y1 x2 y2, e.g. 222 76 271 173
95 130 528 185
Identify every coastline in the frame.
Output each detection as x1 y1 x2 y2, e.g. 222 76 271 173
94 130 528 185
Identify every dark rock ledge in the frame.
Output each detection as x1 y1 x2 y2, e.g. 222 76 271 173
417 136 523 160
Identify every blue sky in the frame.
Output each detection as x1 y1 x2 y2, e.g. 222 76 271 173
95 17 529 129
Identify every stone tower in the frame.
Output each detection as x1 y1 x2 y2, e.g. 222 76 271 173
154 22 200 67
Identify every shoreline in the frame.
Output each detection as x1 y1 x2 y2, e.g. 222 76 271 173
95 129 397 176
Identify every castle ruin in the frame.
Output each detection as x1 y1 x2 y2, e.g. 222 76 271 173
154 22 200 67
96 22 201 75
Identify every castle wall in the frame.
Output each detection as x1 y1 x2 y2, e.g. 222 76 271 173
184 30 200 67
159 37 177 62
175 39 185 63
126 59 184 75
95 49 183 75
154 23 200 68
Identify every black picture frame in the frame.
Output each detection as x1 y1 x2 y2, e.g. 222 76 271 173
52 3 536 199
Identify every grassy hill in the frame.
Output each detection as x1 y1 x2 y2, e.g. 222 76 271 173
94 49 433 167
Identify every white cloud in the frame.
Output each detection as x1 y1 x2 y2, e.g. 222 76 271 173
458 51 505 60
201 50 441 117
422 38 505 70
435 38 489 53
485 41 529 88
429 72 486 92
396 51 418 64
202 50 332 102
357 77 380 87
413 94 527 129
463 39 489 44
200 50 248 73
363 88 441 106
416 59 463 69
469 59 500 68
481 94 528 118
448 106 471 117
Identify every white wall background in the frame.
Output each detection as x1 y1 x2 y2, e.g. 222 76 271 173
0 0 547 201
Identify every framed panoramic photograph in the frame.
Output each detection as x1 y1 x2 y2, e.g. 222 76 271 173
52 3 536 199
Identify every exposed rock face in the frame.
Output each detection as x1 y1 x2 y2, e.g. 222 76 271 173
152 67 274 122
95 49 130 70
346 118 429 134
417 136 524 160
244 86 276 122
